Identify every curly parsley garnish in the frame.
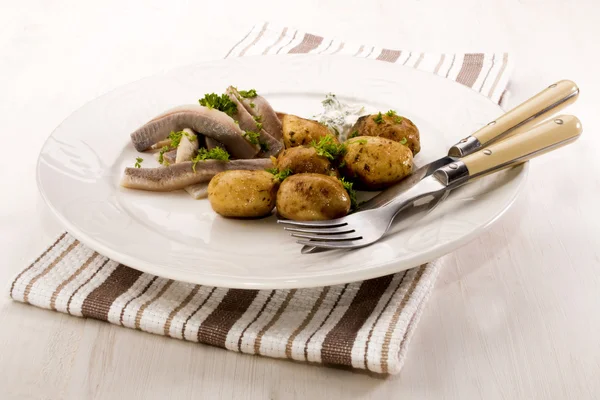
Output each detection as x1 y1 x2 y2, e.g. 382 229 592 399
266 167 293 182
339 178 358 210
349 130 360 139
238 89 258 98
386 110 404 124
253 115 262 123
400 137 408 145
249 102 256 108
243 131 268 152
243 130 260 145
199 93 238 118
191 147 230 172
310 135 347 161
134 157 143 168
373 112 384 124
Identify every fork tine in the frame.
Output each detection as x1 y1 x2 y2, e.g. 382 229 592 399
283 226 355 234
290 232 362 241
296 239 365 249
277 218 347 228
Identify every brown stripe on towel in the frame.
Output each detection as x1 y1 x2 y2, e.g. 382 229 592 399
289 33 324 54
456 53 485 88
376 49 401 63
81 265 143 321
198 289 259 347
321 275 394 366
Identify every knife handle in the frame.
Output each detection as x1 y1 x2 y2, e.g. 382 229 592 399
436 115 582 185
449 80 579 157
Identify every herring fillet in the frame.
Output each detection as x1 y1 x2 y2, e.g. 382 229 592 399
205 137 224 150
154 149 177 164
121 159 273 191
176 128 199 163
130 104 259 159
239 95 283 141
184 182 209 199
226 87 283 157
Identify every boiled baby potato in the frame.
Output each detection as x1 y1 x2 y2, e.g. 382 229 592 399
276 146 334 175
340 136 413 190
282 114 333 148
351 112 420 155
208 170 278 218
277 174 350 221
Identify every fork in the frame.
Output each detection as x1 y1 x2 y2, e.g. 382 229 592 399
278 115 582 250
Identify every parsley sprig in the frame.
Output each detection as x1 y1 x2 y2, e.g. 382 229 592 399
310 135 347 161
373 112 384 124
199 93 238 117
266 167 293 182
191 147 230 172
339 178 358 210
243 131 269 152
385 109 404 124
134 157 143 168
238 89 258 98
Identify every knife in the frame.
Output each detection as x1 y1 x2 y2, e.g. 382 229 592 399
358 79 579 211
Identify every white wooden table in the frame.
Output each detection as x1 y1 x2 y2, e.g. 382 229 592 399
2 1 599 398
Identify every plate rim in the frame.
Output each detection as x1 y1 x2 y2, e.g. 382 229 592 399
36 54 527 289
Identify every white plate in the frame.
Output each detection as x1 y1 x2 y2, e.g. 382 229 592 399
37 55 525 289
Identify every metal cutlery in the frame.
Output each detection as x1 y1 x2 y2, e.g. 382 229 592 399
297 80 579 253
280 114 582 250
358 79 579 211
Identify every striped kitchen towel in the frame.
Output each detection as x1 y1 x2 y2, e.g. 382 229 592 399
9 24 512 375
225 22 512 104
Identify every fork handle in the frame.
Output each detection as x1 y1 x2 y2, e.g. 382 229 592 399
436 114 582 185
449 80 579 157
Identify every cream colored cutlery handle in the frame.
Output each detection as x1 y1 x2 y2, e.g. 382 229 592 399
461 114 582 176
449 80 579 157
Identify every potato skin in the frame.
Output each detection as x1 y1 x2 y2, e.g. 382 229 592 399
282 114 333 148
352 114 420 155
277 174 351 221
340 136 413 190
208 170 278 218
276 146 334 175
